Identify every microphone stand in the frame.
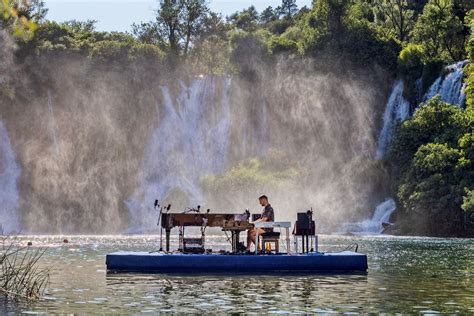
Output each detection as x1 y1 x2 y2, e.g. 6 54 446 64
154 199 164 252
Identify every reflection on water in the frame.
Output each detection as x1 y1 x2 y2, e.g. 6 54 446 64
1 235 473 314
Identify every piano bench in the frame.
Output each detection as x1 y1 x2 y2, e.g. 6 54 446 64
260 232 280 253
261 232 280 238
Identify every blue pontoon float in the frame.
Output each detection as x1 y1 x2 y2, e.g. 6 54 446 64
106 206 367 274
106 251 367 273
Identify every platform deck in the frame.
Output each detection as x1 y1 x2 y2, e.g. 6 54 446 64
106 251 368 274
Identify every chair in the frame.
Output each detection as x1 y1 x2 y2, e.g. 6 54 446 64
260 231 280 253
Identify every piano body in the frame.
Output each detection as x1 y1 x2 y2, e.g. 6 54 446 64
161 212 253 252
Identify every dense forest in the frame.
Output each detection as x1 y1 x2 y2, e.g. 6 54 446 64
1 0 473 236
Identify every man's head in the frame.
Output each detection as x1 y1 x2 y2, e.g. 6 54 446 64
259 195 268 207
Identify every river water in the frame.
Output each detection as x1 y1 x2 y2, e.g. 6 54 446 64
2 235 473 314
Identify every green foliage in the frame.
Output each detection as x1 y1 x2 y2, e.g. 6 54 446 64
396 143 466 235
260 6 279 26
276 0 298 18
389 97 469 171
132 0 209 55
398 44 424 71
462 189 474 213
420 60 444 92
229 29 270 78
228 6 259 32
203 157 299 189
31 20 99 54
411 0 466 62
465 11 474 110
372 0 415 42
89 40 132 63
0 0 42 39
202 153 300 210
389 96 473 236
398 44 424 101
267 35 298 55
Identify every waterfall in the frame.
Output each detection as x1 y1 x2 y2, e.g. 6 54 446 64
375 80 410 159
47 90 60 157
126 77 233 232
0 120 21 234
376 61 467 160
366 61 467 234
339 199 396 235
423 60 468 106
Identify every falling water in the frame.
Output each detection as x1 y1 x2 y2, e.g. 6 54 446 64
367 61 467 234
0 120 21 234
339 199 396 235
126 77 234 232
47 90 60 157
423 60 468 106
375 80 410 159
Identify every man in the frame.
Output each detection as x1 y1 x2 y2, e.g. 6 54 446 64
246 195 274 251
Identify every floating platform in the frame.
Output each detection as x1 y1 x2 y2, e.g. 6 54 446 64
106 251 368 274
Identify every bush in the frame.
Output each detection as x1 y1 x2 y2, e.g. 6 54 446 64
398 44 424 72
89 40 132 64
398 44 425 102
389 97 473 236
267 35 298 55
130 43 165 63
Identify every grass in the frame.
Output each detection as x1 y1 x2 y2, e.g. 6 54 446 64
0 235 49 300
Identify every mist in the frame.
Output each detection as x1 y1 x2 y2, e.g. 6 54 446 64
0 48 392 234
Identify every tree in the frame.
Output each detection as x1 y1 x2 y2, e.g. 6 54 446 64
396 142 466 235
0 0 43 39
132 0 209 56
465 10 474 110
312 0 351 35
388 96 473 236
373 0 415 42
228 6 259 32
411 0 466 61
157 0 183 53
182 0 208 54
131 21 165 46
260 6 278 25
277 0 298 18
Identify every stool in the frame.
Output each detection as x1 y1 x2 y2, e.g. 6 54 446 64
260 232 280 253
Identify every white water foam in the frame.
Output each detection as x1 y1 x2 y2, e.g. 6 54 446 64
423 60 467 106
0 120 21 234
339 199 396 235
375 80 410 159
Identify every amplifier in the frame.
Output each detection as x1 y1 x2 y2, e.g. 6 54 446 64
294 212 315 236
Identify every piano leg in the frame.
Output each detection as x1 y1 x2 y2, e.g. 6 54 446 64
165 229 171 252
231 231 240 253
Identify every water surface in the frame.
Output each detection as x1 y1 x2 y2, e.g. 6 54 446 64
2 235 473 314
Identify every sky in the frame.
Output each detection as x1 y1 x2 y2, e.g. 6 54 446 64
45 0 313 32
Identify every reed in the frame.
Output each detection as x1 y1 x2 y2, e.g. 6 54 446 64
0 236 49 300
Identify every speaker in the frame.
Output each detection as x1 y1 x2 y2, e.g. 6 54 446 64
297 212 311 227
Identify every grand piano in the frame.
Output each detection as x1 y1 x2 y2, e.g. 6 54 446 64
161 211 254 252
